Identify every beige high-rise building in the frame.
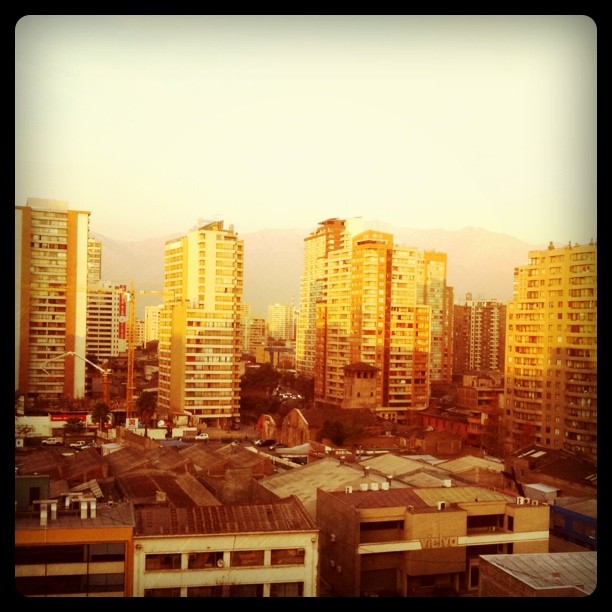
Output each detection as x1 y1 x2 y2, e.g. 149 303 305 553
157 221 243 430
15 198 91 402
503 240 597 459
310 224 451 424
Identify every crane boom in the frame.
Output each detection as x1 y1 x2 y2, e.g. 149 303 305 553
42 351 111 404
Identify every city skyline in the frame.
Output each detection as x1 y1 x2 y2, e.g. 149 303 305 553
15 15 596 247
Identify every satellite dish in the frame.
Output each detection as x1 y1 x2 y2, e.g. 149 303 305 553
217 559 225 568
157 420 165 427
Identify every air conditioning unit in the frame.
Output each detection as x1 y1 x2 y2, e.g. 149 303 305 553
523 498 531 505
216 558 225 568
531 499 539 506
345 485 353 494
516 496 525 505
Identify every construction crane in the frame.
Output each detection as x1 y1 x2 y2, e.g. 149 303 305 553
122 281 172 418
42 351 112 404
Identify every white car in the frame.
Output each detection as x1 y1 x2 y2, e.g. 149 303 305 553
195 432 209 440
69 440 87 449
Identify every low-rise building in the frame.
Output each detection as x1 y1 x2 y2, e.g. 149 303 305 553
479 551 596 597
316 484 550 596
132 496 319 597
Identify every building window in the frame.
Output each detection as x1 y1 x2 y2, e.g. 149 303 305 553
187 551 224 569
145 553 181 571
145 587 181 597
270 548 306 566
187 585 224 597
230 550 265 567
270 582 304 597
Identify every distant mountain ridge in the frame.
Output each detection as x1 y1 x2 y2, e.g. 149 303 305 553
91 224 541 319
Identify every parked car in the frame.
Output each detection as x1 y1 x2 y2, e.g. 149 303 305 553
195 432 209 440
41 437 63 446
69 440 87 449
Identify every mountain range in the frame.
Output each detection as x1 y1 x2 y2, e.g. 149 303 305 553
92 222 542 319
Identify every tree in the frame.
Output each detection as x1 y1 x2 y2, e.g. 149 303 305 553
63 417 85 434
136 390 157 436
92 402 111 431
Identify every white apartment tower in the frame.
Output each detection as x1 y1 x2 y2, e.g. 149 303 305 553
86 281 129 361
145 304 163 344
503 240 597 459
267 303 295 342
15 198 91 401
157 221 244 430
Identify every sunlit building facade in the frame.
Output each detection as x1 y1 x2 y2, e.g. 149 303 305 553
267 303 295 342
296 217 364 377
15 198 91 402
503 241 597 459
453 294 506 376
157 221 244 430
313 227 451 423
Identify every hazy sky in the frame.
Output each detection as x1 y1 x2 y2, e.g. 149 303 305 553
15 15 597 246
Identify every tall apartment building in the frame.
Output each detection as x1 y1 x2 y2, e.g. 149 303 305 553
503 241 597 459
453 294 506 376
87 238 102 284
144 304 163 344
86 281 129 362
311 226 451 424
267 303 295 342
15 198 91 402
157 221 243 430
295 217 364 376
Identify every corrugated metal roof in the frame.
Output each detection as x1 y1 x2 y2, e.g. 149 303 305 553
259 457 410 517
415 485 513 506
134 496 316 536
481 552 597 595
436 455 505 474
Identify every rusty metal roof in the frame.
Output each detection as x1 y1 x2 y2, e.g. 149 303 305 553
134 496 316 536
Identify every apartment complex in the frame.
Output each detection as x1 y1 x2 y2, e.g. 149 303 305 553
157 221 244 430
503 241 597 458
453 294 506 376
306 223 452 424
15 198 91 402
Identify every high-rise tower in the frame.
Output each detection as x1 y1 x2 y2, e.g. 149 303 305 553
15 198 91 402
157 220 243 429
307 221 451 425
503 240 597 458
295 217 364 376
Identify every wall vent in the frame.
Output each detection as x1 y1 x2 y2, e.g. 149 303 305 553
437 501 446 511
